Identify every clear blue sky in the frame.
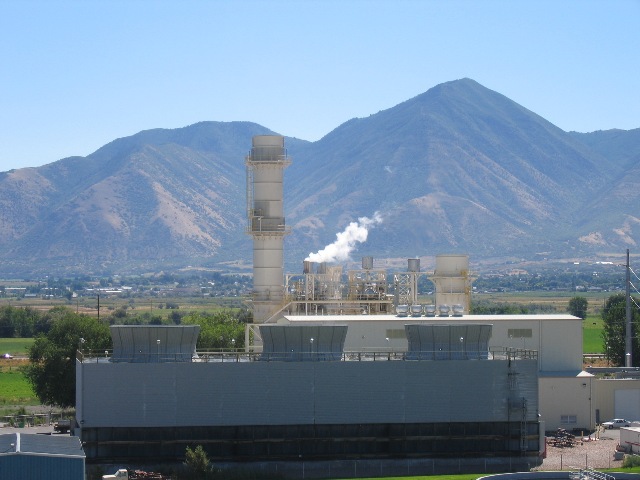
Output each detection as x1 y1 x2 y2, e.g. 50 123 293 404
1 0 638 171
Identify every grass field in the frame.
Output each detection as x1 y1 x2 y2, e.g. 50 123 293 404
583 314 605 354
0 337 34 356
0 338 38 409
0 361 38 406
0 296 246 321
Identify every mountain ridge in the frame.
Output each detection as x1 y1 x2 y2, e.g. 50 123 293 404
0 79 637 277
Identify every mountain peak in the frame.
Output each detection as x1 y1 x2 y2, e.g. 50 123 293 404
0 80 637 276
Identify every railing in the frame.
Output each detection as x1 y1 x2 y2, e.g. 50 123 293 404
569 467 616 480
247 216 291 234
2 412 71 428
77 347 537 364
246 148 289 163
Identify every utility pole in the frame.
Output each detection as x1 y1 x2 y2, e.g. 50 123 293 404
626 249 632 367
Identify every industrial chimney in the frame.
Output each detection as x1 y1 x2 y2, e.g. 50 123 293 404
246 135 291 323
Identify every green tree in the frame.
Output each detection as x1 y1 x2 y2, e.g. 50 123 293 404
0 305 16 337
184 445 210 478
24 308 111 407
601 294 640 367
182 311 244 349
568 296 588 319
0 305 43 337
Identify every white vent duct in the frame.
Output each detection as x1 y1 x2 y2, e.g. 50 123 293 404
429 254 475 313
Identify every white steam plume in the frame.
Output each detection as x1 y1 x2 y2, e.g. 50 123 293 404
305 212 382 263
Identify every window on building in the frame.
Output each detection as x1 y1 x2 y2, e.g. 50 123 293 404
385 329 406 339
508 328 532 338
561 415 577 425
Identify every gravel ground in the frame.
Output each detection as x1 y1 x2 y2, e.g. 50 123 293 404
536 429 625 471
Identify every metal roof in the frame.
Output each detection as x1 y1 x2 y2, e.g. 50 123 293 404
0 433 85 458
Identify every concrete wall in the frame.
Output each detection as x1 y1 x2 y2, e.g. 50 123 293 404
539 375 595 431
594 378 640 424
284 314 583 373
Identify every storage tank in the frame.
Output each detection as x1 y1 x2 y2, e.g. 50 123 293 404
407 258 420 272
362 256 374 270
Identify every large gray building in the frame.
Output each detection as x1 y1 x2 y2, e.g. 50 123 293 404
76 324 542 477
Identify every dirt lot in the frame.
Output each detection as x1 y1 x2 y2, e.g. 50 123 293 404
537 428 625 471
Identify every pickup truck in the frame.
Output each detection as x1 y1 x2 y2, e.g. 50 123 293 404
103 470 129 480
102 469 167 479
53 419 70 433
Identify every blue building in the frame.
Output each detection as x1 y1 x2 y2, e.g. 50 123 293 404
0 433 85 480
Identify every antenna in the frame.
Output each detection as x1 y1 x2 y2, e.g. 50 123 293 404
626 249 632 367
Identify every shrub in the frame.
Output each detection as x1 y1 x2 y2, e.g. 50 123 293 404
185 445 210 478
623 454 640 468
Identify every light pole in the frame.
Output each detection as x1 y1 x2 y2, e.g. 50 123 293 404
156 339 160 362
626 249 632 368
310 337 314 360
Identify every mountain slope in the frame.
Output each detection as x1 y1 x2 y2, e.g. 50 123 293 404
0 79 637 276
0 122 273 275
285 79 612 261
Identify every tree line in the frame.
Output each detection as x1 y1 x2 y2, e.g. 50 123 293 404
8 306 246 407
7 294 640 408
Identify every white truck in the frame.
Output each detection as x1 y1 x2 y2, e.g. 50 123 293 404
102 469 166 479
102 470 129 480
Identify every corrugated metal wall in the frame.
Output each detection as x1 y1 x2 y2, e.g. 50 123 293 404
0 454 84 480
77 358 538 428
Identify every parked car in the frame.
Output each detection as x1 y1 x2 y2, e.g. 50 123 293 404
54 419 71 433
602 418 631 429
2 353 13 359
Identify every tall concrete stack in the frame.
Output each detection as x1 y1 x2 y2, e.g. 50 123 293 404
245 135 290 322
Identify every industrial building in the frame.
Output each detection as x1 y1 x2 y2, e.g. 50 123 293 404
74 135 640 477
76 323 542 476
0 433 85 480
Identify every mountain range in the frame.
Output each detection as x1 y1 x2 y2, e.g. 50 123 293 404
1 78 639 278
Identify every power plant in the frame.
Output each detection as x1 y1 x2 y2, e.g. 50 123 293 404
76 135 636 478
